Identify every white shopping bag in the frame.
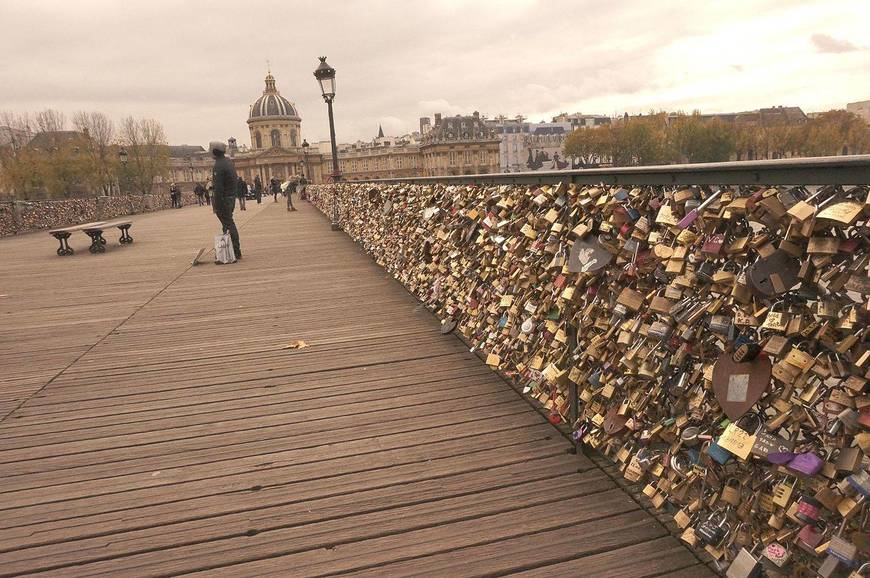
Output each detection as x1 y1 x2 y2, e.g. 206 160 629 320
214 233 236 264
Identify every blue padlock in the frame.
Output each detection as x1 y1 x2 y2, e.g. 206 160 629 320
707 439 733 465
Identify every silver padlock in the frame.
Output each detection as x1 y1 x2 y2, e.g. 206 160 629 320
726 543 762 578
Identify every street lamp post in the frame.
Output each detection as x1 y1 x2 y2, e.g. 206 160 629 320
301 139 310 181
118 148 128 195
301 139 310 201
314 56 341 231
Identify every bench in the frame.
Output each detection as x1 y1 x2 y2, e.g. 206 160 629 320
48 220 133 256
82 220 134 253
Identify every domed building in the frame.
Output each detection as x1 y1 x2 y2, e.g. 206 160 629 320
247 73 301 151
230 72 324 186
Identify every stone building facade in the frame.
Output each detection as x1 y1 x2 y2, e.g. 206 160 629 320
418 112 500 176
168 73 499 184
486 116 575 172
320 131 423 181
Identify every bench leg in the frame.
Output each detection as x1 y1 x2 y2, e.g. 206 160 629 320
86 231 106 254
118 225 134 244
52 233 74 256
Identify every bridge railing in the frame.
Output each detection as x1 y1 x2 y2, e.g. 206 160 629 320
363 154 870 186
310 156 870 575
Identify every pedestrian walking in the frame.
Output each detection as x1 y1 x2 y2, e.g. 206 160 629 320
194 182 205 206
298 176 308 200
284 178 298 211
204 179 212 206
210 141 241 260
236 176 247 211
270 177 280 202
254 175 263 204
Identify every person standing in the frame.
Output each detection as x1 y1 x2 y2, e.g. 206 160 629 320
169 182 180 208
210 141 241 260
253 175 263 204
204 179 212 206
298 175 308 200
270 177 280 202
236 176 247 211
194 182 205 206
285 178 298 211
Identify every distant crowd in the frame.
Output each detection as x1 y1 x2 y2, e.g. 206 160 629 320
168 175 309 210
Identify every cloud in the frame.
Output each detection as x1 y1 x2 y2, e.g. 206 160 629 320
811 33 859 53
1 0 868 145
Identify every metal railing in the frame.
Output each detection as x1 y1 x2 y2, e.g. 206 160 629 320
363 154 870 186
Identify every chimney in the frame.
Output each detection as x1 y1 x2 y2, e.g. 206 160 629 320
434 113 442 125
419 117 431 134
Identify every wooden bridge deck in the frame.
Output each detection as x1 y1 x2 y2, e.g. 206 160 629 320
0 199 713 577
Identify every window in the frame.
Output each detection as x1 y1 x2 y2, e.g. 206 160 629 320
290 129 298 147
255 131 262 149
464 150 471 165
449 151 456 166
270 129 281 148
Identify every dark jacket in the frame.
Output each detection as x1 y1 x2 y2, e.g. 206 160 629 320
236 177 247 198
212 155 237 209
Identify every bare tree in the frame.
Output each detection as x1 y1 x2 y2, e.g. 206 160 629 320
119 116 169 194
73 111 116 195
0 111 39 198
34 109 66 133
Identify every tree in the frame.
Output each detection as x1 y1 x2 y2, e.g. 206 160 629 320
119 116 169 194
34 109 66 133
0 111 38 199
619 114 669 165
563 128 599 166
73 111 116 195
801 110 870 156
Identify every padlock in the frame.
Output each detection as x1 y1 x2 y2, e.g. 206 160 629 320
795 495 824 524
721 478 743 507
726 543 763 578
694 509 731 546
828 518 859 565
797 520 826 553
772 476 796 508
762 541 791 568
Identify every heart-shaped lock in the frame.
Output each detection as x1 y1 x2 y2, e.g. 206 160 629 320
712 351 773 421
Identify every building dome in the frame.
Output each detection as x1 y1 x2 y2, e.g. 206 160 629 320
248 73 299 120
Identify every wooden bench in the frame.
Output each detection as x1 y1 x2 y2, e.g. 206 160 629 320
82 220 134 253
48 220 133 256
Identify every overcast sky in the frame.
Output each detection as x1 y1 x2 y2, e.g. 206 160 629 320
1 0 868 148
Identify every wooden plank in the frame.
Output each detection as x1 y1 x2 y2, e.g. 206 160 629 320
0 470 610 575
503 536 711 578
0 444 581 551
